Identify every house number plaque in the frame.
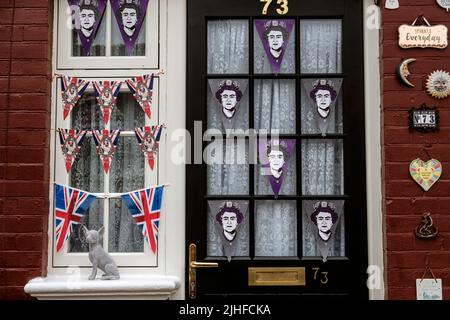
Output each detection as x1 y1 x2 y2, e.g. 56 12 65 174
260 0 289 15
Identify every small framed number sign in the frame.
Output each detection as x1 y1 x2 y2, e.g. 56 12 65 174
409 104 439 132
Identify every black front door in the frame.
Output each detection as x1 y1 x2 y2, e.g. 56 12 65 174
186 0 367 299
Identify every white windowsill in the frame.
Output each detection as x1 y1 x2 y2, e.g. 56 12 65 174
24 275 181 300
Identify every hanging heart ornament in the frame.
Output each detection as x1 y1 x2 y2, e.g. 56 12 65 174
409 158 442 191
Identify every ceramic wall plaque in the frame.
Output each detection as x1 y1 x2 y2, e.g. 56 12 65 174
409 104 439 132
426 70 450 99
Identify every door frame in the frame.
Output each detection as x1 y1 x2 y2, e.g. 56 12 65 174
185 0 384 299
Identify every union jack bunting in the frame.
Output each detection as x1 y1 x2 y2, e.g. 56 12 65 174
58 128 87 173
54 184 97 252
92 129 121 174
134 125 164 170
121 186 164 254
60 76 90 120
93 81 122 125
126 74 155 119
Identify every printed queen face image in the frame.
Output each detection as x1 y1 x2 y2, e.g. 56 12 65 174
268 150 285 173
142 134 157 153
100 89 113 106
267 30 284 57
63 138 77 156
311 202 339 242
78 3 98 38
120 4 139 37
220 90 237 111
137 83 150 102
309 82 338 119
266 142 288 180
215 81 243 119
263 23 288 60
100 138 112 156
315 89 332 116
216 203 244 242
63 84 78 103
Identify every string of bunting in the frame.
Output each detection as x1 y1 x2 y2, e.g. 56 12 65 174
54 182 169 254
58 125 166 173
55 70 164 123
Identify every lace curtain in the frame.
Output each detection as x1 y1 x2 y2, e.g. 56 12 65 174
69 93 145 253
300 20 345 257
206 19 344 258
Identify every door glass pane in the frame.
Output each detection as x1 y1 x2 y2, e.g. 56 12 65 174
207 78 249 131
208 20 249 74
255 200 297 257
109 199 144 252
301 139 344 195
254 19 296 74
254 79 296 134
301 86 343 134
300 20 342 74
302 200 345 258
207 200 249 258
69 200 104 252
207 140 249 195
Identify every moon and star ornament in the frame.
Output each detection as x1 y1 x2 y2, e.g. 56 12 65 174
426 70 450 99
397 58 416 87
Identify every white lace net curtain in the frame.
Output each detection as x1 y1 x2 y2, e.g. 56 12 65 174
207 19 345 258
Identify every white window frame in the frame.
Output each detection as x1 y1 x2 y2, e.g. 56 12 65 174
50 0 168 269
56 0 160 69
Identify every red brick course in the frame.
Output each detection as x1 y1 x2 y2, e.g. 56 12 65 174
382 0 450 300
0 0 52 300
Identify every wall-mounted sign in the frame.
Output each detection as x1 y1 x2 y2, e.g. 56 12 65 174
409 158 442 192
385 0 399 10
436 0 450 12
398 16 448 49
409 104 439 132
417 279 443 300
397 58 416 87
426 70 450 99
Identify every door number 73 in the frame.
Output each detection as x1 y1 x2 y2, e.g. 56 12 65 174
260 0 289 15
312 267 329 284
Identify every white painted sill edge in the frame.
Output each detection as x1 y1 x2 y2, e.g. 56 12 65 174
24 275 181 300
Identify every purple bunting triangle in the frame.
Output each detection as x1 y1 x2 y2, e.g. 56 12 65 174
68 0 107 56
111 0 149 56
255 19 295 75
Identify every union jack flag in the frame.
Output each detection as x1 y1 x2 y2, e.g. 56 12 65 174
93 81 122 125
60 76 90 120
54 184 97 252
121 186 164 254
92 129 121 174
58 128 87 173
134 125 164 170
126 74 154 119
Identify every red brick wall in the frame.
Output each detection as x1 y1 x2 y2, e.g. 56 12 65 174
382 1 450 300
0 0 53 299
